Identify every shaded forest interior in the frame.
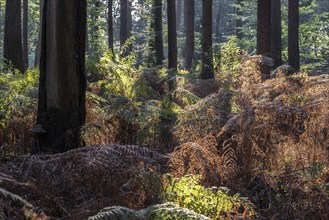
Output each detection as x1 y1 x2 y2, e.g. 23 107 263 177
0 0 329 219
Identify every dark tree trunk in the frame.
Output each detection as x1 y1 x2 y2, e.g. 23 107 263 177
167 0 177 91
271 0 282 68
127 0 132 52
236 0 243 40
257 0 271 80
4 0 26 73
23 0 28 68
34 0 87 153
154 0 164 66
184 0 194 70
35 0 44 67
108 0 114 52
288 0 300 70
200 0 214 79
120 0 128 56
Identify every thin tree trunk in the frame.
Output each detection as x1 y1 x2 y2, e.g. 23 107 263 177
184 0 194 70
215 0 222 42
288 0 300 70
271 0 282 68
154 0 164 66
108 0 114 52
167 0 177 91
236 0 243 40
200 0 214 79
0 1 2 59
120 0 128 56
257 0 271 80
90 0 101 56
34 0 44 67
4 0 26 73
128 0 132 53
23 0 28 68
34 0 87 153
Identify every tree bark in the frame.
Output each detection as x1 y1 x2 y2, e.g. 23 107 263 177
200 0 214 79
23 0 28 68
288 0 300 70
184 0 194 70
154 0 164 66
120 0 128 56
271 0 282 68
236 0 243 40
127 0 132 53
34 0 44 67
108 0 114 52
257 0 271 80
4 0 26 73
34 0 87 153
167 0 177 91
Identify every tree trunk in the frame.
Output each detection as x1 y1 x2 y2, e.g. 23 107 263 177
4 0 26 73
34 0 87 153
236 0 243 40
127 0 132 53
200 0 214 79
215 0 222 42
271 0 282 68
257 0 271 80
184 0 194 70
23 0 28 68
120 0 128 56
176 0 183 33
288 0 300 70
0 1 3 58
108 0 114 52
167 0 177 91
154 0 164 66
34 0 44 67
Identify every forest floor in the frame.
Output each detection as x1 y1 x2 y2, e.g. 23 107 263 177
0 55 329 219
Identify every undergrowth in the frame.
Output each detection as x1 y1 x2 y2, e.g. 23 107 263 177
163 175 256 219
0 45 328 219
0 69 38 155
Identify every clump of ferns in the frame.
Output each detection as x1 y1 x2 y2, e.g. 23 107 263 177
0 68 38 126
89 174 256 220
0 68 38 154
84 88 179 148
163 175 256 219
135 98 179 149
83 91 139 145
173 91 233 144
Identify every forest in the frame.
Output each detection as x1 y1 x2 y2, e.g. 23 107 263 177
0 0 328 219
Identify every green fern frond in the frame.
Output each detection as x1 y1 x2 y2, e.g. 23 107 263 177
143 203 211 220
89 206 143 220
89 203 210 220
